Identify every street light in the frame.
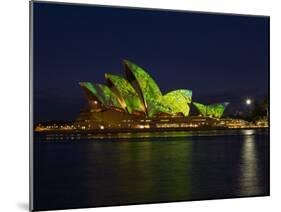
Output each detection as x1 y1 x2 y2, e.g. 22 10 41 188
246 99 252 105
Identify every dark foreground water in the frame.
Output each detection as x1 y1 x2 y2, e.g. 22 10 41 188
33 129 269 210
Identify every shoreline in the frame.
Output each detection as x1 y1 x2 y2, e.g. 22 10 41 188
34 126 269 136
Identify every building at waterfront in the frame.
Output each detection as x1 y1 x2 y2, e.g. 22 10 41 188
74 60 229 130
33 60 271 133
79 60 193 118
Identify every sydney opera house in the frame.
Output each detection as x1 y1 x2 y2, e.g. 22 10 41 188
74 60 229 130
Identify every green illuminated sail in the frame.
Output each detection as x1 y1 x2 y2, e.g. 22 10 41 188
79 60 196 118
163 89 192 116
193 102 229 118
79 82 123 110
148 98 173 116
124 60 170 117
79 82 97 100
105 73 145 114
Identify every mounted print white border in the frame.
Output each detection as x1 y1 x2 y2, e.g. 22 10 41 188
1 0 280 212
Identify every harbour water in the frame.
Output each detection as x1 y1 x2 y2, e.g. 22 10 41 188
33 129 269 210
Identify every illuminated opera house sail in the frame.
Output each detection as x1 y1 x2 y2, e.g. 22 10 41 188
193 102 229 119
76 60 229 129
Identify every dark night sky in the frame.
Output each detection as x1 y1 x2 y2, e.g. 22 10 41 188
33 2 269 123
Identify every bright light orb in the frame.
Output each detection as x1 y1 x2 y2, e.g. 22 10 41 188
246 99 252 105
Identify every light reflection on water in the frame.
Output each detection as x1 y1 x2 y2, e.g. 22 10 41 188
34 129 269 210
242 129 255 136
239 135 260 195
108 140 193 201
